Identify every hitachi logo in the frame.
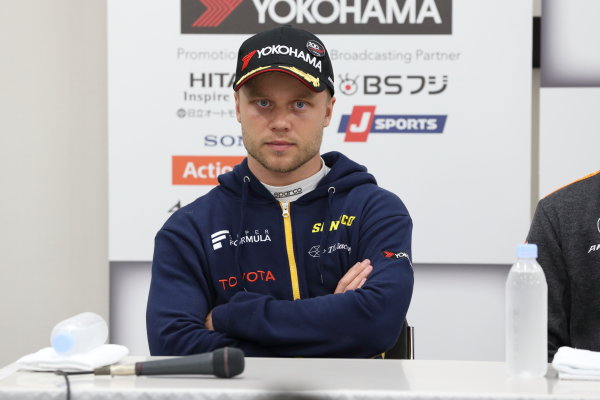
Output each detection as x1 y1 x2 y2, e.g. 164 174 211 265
252 0 443 25
258 45 322 72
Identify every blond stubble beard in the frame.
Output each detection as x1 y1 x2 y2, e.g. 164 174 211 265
242 127 323 174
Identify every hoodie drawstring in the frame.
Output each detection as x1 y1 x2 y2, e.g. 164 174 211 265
316 186 336 285
235 176 250 292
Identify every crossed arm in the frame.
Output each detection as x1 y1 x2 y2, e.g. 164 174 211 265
205 259 373 330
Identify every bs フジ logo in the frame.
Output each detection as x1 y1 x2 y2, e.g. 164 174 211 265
337 74 450 96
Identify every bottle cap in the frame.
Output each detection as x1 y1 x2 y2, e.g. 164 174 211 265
52 332 74 353
516 243 538 258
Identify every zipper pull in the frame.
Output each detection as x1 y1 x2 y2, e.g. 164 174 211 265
281 202 289 218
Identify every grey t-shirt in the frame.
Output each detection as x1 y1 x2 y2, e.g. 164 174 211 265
526 171 600 361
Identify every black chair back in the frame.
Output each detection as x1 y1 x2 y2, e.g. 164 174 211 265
385 319 414 359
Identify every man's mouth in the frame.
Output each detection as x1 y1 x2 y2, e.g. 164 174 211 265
266 141 294 152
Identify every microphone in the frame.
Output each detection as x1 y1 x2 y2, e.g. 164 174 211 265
94 347 244 378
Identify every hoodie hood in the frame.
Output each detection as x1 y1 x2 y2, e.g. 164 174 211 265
217 151 377 202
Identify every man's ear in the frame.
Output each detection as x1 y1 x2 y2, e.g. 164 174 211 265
234 91 241 123
322 95 336 128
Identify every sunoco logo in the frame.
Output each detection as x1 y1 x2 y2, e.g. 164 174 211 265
181 0 452 34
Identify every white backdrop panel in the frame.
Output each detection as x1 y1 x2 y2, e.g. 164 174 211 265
539 88 600 198
109 0 532 263
538 0 600 198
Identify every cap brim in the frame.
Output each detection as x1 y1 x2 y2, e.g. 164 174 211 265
233 65 325 92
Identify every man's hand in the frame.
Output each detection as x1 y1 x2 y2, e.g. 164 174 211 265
205 311 214 331
334 259 373 294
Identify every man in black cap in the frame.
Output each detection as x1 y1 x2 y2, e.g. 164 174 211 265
147 26 414 358
230 25 337 195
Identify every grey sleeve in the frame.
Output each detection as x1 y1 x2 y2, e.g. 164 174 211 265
526 200 570 361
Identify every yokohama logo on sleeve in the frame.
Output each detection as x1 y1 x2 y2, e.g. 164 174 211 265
382 250 413 267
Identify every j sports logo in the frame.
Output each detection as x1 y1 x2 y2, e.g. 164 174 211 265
172 156 244 185
181 0 452 34
338 106 447 142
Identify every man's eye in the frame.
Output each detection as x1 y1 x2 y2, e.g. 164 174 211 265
257 99 270 107
294 101 306 109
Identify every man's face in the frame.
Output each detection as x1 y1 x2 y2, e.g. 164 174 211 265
235 72 335 184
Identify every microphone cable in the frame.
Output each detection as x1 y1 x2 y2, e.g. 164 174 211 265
54 370 93 400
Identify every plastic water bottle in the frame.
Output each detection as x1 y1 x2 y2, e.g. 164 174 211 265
51 312 108 355
506 244 548 377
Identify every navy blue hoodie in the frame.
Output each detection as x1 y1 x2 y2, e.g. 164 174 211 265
146 151 413 357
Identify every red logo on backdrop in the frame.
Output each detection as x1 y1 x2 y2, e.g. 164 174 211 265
172 156 244 185
344 106 376 142
192 0 244 28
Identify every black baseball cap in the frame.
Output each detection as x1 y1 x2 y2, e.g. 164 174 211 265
233 26 335 95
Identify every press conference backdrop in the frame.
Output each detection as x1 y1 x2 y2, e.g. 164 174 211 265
108 0 533 264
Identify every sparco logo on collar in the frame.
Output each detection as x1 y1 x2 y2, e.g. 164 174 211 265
181 0 452 35
273 188 302 198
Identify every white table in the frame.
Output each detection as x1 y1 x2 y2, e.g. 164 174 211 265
2 357 600 400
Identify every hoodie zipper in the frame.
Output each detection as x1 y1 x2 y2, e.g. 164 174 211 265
281 201 301 300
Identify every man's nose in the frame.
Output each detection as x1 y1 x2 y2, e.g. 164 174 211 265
269 107 291 133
